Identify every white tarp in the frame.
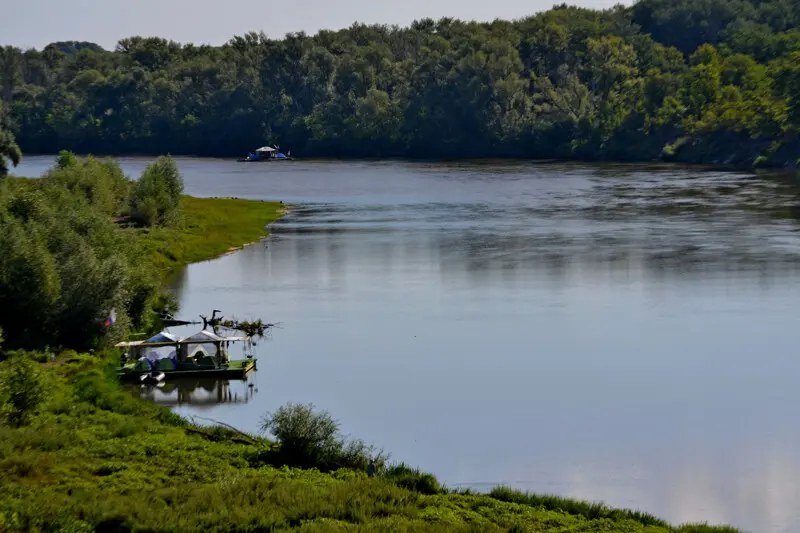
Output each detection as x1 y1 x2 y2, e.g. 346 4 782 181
145 332 179 344
255 146 276 152
182 330 222 359
181 330 224 343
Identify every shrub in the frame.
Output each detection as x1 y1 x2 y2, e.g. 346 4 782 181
55 150 78 169
130 156 183 227
47 154 132 217
382 463 441 495
259 403 387 472
0 354 47 427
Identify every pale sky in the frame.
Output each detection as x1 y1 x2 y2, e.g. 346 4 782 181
2 0 630 50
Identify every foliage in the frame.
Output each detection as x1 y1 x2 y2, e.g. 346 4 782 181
0 155 285 350
0 353 46 427
488 486 669 527
0 158 165 350
259 403 388 473
382 463 442 495
130 155 183 227
0 107 21 178
220 318 276 337
1 1 800 166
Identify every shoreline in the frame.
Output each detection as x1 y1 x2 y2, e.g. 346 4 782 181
0 193 743 533
15 152 798 174
143 196 741 532
136 196 289 276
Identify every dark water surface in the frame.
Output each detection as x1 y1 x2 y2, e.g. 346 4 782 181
17 156 800 533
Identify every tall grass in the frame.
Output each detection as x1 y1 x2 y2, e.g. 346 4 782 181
488 486 669 527
381 463 442 495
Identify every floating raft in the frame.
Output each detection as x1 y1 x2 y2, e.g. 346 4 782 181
117 358 257 382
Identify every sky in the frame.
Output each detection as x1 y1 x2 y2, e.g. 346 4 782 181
2 0 630 50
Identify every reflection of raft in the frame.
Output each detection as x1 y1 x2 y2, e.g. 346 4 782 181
140 371 165 385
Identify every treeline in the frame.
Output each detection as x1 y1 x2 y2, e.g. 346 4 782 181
0 154 183 352
1 0 800 165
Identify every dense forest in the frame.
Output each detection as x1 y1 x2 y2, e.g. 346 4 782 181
1 0 800 166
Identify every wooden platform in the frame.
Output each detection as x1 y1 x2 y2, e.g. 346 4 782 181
117 359 256 382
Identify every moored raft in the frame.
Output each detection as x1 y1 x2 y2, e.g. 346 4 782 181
237 145 294 162
116 329 257 381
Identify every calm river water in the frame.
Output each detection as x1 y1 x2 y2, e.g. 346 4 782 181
17 156 800 533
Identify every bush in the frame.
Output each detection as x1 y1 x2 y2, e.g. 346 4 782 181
73 372 141 415
259 403 387 472
382 463 441 495
130 156 183 227
47 153 132 217
55 150 78 169
0 354 47 427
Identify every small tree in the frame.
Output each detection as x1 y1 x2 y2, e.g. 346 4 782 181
0 354 47 427
55 150 78 169
261 403 340 469
260 403 387 472
130 156 183 227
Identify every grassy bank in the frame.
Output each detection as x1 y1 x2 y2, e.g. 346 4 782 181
133 196 288 275
0 354 741 533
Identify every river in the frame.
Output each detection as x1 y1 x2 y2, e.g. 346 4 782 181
15 156 800 533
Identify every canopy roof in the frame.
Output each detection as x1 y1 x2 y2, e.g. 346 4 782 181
115 330 250 348
145 332 180 344
115 340 144 348
255 146 276 152
182 330 224 343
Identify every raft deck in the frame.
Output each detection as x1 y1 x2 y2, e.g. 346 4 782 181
117 358 256 382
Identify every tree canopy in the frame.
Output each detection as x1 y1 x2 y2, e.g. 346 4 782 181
1 0 799 166
0 156 181 351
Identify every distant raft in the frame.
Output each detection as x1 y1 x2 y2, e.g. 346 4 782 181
237 145 294 162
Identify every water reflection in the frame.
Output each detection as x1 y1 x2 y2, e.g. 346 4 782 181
126 374 258 410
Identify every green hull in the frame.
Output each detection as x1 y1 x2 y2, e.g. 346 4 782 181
117 359 256 381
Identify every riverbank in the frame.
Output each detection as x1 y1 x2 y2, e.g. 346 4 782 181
0 354 742 533
0 194 742 533
134 196 288 276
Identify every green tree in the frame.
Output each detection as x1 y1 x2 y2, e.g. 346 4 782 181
130 156 183 227
0 354 47 427
0 126 21 178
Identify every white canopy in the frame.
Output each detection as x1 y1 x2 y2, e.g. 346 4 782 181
181 330 224 343
145 332 180 344
255 146 276 152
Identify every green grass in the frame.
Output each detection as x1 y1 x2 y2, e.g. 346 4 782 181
132 196 288 275
0 350 745 533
